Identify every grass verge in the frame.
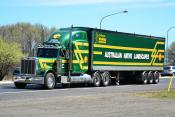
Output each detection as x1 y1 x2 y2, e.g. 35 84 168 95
135 89 175 99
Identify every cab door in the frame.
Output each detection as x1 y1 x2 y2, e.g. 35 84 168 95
57 49 68 75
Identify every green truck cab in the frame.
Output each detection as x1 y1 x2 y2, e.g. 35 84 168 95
13 27 165 89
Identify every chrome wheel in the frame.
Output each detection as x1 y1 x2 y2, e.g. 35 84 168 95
45 73 55 89
148 72 153 84
141 71 148 84
153 72 159 84
93 72 101 87
101 72 110 86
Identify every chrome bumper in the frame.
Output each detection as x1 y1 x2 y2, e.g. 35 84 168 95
13 75 44 84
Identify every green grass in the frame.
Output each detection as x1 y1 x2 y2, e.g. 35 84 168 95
135 89 175 99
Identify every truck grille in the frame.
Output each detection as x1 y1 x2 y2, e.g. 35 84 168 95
21 59 36 74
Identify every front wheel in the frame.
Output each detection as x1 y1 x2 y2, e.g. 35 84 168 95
14 82 27 89
44 73 56 89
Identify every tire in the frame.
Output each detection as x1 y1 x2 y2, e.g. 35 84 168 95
141 71 148 84
14 82 27 89
101 72 110 86
148 72 153 84
153 72 159 84
44 73 56 89
93 72 101 87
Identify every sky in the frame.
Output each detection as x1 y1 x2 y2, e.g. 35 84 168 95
0 0 175 47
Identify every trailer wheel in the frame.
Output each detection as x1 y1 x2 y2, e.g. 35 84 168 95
101 72 110 86
14 82 27 89
93 72 101 87
44 73 56 89
153 72 159 84
148 72 153 84
141 72 148 84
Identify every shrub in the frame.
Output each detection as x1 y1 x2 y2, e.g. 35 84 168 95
0 38 23 81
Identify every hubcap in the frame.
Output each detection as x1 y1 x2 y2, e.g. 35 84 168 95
144 79 147 84
103 74 109 83
104 74 108 82
95 76 99 83
47 76 54 88
94 72 101 86
154 73 159 83
142 72 148 84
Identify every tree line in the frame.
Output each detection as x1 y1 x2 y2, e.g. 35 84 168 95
0 22 57 56
0 22 57 80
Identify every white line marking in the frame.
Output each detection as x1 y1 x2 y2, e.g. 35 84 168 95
160 77 172 79
0 89 68 95
0 81 13 84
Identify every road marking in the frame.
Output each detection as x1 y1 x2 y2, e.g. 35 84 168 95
160 76 172 79
0 86 110 95
0 89 69 95
81 88 94 90
0 81 13 84
80 87 111 90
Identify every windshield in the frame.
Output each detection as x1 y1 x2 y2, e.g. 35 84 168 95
37 48 58 58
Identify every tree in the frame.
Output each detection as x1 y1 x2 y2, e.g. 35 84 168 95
167 41 175 66
0 38 24 81
0 22 57 56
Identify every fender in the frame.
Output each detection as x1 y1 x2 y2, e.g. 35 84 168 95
44 69 56 77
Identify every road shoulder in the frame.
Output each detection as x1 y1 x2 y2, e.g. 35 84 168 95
0 81 13 84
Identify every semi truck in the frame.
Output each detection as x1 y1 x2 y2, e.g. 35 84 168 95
13 27 165 89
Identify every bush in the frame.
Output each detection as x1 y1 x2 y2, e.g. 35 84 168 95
0 38 23 81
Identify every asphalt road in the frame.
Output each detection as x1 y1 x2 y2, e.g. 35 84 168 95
0 78 175 117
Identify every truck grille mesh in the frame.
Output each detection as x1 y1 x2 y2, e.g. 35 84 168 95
21 59 35 74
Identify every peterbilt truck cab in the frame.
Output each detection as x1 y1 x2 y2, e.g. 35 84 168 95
13 27 93 89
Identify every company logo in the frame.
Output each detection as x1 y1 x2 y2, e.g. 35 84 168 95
158 53 163 61
53 34 61 39
96 33 107 44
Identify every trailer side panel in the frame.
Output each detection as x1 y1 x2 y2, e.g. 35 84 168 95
91 30 165 71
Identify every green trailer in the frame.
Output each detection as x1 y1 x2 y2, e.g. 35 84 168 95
13 27 165 89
